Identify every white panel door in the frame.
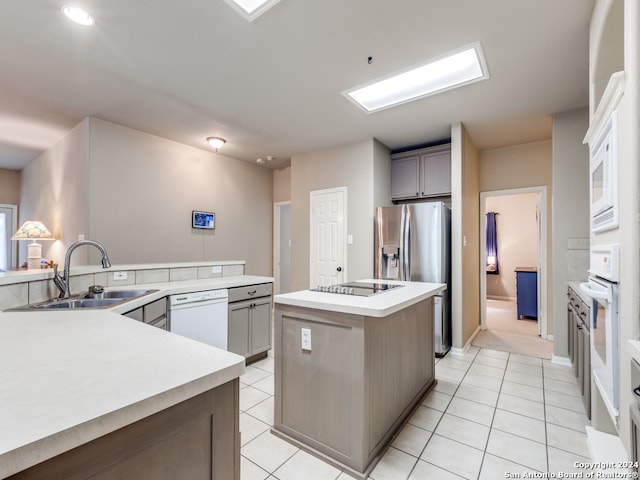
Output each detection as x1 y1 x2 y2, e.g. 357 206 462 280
310 187 346 288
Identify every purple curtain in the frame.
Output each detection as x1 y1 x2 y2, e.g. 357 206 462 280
486 212 499 274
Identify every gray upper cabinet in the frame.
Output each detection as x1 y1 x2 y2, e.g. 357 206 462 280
391 144 451 200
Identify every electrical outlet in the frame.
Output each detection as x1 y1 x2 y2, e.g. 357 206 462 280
301 328 312 351
212 265 222 274
113 271 128 280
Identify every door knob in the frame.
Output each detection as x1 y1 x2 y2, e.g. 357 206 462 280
337 267 342 272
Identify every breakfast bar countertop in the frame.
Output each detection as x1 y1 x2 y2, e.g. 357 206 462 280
0 273 274 478
274 279 446 317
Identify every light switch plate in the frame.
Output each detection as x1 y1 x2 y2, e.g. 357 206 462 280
301 328 312 351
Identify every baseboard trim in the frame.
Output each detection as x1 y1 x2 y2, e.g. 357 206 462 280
486 295 516 302
450 325 481 357
551 355 571 367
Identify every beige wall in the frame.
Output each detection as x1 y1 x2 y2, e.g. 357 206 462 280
17 117 273 274
485 193 538 299
87 118 273 275
551 107 590 358
289 139 390 291
373 139 392 208
479 140 553 334
451 123 481 350
19 118 90 266
273 167 291 203
0 169 21 205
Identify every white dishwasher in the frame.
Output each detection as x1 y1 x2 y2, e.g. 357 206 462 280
168 289 229 349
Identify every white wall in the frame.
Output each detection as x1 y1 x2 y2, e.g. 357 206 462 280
88 118 274 275
19 118 90 266
485 193 538 300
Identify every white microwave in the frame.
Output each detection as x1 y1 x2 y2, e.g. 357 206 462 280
589 112 618 233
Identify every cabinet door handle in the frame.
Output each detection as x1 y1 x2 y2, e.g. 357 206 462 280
248 290 257 296
634 386 640 397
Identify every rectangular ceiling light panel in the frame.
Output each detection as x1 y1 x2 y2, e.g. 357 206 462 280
223 0 281 21
344 43 489 113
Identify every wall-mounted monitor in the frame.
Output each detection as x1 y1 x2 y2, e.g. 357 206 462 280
192 210 215 229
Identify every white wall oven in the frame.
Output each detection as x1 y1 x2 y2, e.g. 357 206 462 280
580 244 619 423
589 112 618 233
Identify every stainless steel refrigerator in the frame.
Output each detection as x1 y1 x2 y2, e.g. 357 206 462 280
374 202 451 356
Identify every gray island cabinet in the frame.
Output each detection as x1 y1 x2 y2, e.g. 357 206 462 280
272 280 445 479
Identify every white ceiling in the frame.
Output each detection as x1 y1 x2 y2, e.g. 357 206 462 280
0 0 594 171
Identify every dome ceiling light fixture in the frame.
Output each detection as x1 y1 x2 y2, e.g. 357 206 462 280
256 156 275 165
62 5 95 26
207 137 226 151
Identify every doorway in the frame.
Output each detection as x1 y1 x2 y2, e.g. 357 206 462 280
273 201 291 294
0 204 17 271
479 187 548 341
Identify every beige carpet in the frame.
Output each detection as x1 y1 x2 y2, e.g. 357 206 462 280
472 299 554 359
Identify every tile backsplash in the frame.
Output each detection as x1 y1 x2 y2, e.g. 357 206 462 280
567 238 589 281
1 262 245 310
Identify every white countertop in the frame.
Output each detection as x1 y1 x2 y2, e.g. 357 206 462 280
0 274 272 478
568 280 591 305
274 279 446 317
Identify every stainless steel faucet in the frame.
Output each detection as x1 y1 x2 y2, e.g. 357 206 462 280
53 240 112 299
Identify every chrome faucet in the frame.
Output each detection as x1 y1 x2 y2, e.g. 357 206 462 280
53 240 112 299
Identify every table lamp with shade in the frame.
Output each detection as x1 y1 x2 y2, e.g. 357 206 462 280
12 221 55 269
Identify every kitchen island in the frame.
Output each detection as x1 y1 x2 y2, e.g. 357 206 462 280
0 270 273 480
273 280 445 479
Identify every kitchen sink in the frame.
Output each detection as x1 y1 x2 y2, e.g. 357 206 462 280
84 289 153 299
30 298 125 309
6 289 158 311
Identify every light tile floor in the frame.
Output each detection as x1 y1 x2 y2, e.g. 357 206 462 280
239 347 592 480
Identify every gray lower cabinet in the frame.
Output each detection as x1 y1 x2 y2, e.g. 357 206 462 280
8 379 240 480
568 286 591 419
228 283 272 361
391 144 451 200
123 297 168 330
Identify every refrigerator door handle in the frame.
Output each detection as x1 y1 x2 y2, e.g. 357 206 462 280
402 206 410 281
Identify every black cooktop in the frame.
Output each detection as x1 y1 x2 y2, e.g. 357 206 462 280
311 281 403 297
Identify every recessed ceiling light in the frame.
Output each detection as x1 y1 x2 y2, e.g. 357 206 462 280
343 43 489 113
223 0 281 21
207 137 226 151
62 5 95 26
